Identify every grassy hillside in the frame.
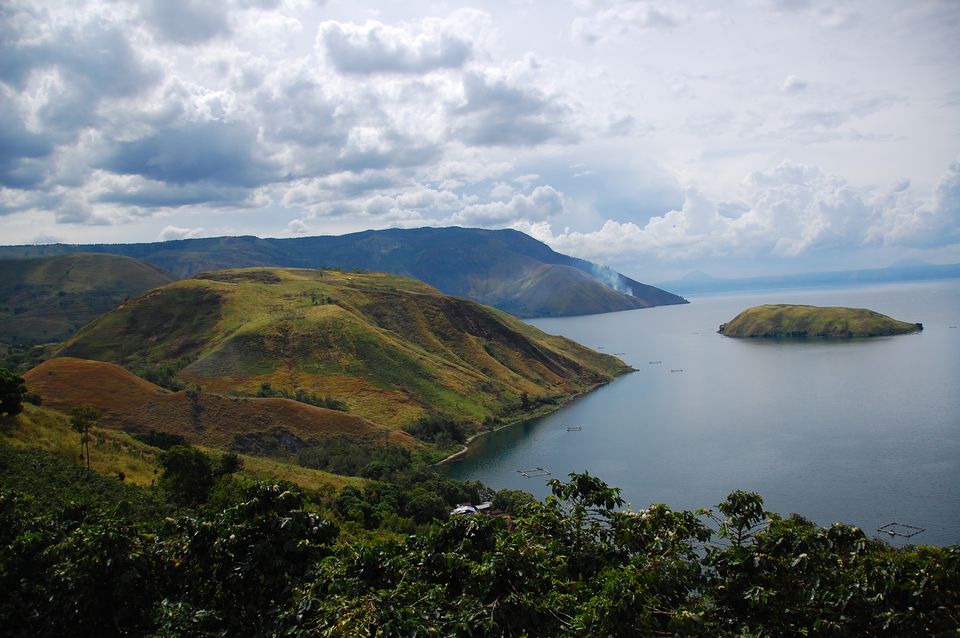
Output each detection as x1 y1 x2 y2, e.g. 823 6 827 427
719 304 923 338
0 402 364 495
0 253 174 344
56 268 632 430
23 357 412 455
0 227 687 317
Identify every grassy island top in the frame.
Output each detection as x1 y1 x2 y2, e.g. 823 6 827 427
719 304 923 338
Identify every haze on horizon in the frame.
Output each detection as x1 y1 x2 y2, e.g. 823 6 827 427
1 0 958 281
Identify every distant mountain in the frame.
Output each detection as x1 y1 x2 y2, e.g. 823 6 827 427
0 227 687 318
0 253 174 344
657 262 960 295
57 267 632 431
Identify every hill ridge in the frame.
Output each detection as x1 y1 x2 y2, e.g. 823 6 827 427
0 227 686 318
56 267 632 431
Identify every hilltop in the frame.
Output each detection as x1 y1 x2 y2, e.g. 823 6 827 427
719 304 923 338
0 253 173 344
0 227 687 318
56 267 632 430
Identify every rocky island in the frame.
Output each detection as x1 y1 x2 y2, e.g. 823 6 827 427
719 304 923 338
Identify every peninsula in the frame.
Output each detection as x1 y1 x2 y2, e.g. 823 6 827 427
719 304 923 338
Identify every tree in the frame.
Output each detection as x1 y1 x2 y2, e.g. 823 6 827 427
69 406 100 471
0 368 27 417
158 445 214 507
216 452 243 476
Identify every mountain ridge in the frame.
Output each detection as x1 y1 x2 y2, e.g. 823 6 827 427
0 227 686 318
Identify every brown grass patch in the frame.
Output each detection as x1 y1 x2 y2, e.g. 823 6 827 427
25 357 415 453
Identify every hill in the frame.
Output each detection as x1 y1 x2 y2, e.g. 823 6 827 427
0 253 174 344
718 304 923 338
22 357 412 455
0 227 687 317
55 267 632 430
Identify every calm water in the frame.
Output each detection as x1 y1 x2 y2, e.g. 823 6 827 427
446 281 960 546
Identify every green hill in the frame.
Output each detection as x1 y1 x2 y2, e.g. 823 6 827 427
57 267 632 430
0 253 174 344
718 304 923 338
0 227 687 317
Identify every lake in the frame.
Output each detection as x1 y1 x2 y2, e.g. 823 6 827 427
445 280 960 546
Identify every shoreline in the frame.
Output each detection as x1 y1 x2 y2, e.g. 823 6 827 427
435 370 633 466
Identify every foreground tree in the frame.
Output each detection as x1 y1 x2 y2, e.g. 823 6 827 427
158 445 214 507
0 368 26 417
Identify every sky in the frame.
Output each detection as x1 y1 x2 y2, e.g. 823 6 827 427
1 0 958 281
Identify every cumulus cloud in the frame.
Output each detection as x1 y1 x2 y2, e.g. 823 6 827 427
318 19 472 74
52 192 109 225
449 71 574 147
573 1 681 45
99 120 280 187
869 159 960 247
140 0 231 44
287 218 308 234
451 185 564 226
7 24 158 139
159 225 205 241
513 159 960 265
95 177 256 209
780 74 807 93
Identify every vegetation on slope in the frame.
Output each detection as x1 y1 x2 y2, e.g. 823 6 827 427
1 467 955 637
0 253 174 345
0 227 687 317
56 267 632 432
23 358 412 457
719 304 923 338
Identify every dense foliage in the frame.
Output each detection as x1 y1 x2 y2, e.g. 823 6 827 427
1 463 956 637
256 382 349 412
404 414 469 446
0 367 26 416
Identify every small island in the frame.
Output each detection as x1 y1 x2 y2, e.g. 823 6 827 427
718 304 923 338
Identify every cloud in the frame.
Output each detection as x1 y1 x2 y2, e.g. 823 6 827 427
449 71 574 147
159 225 205 241
100 120 280 187
1 14 160 142
318 19 472 74
780 74 807 93
869 159 960 247
95 177 256 209
451 185 564 226
573 1 681 45
30 232 62 244
337 128 441 172
287 218 308 234
513 159 960 266
140 0 231 44
52 192 109 225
